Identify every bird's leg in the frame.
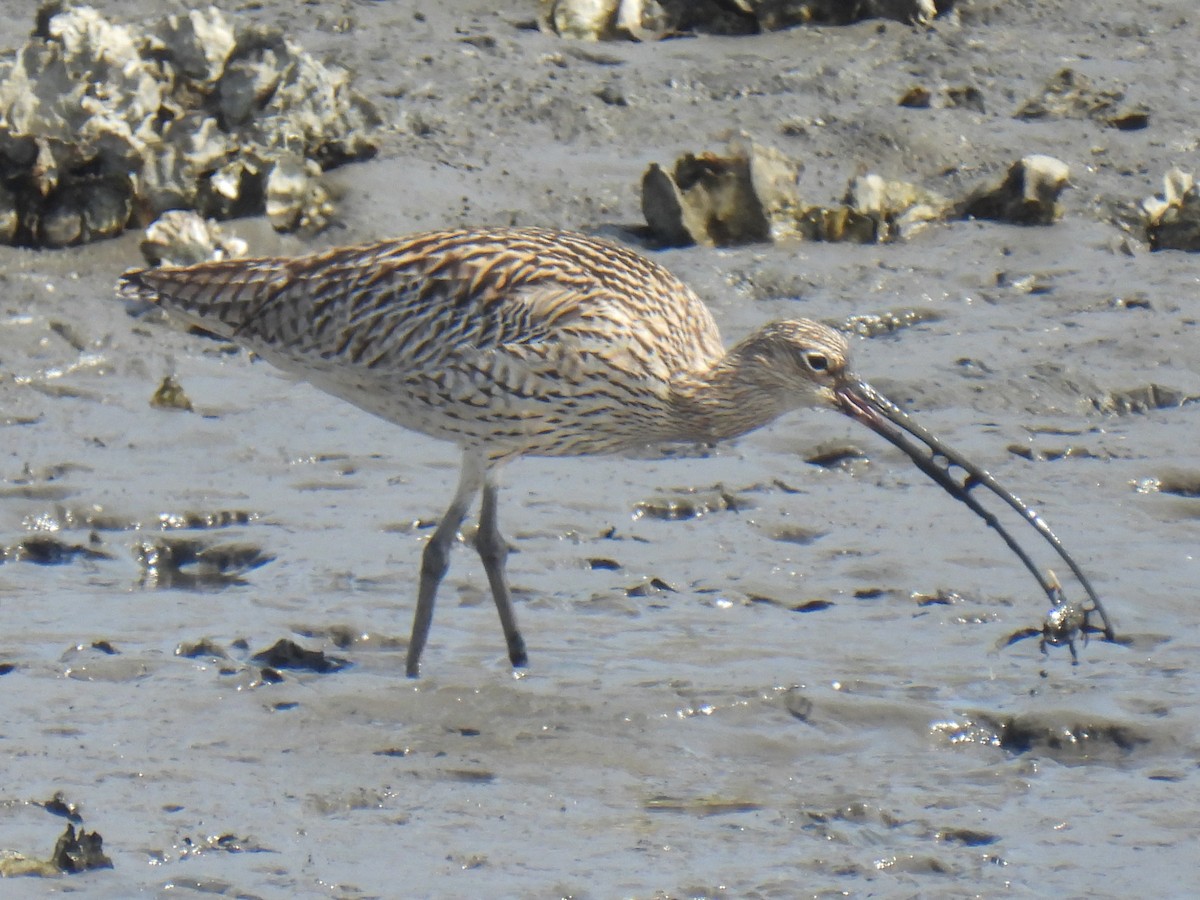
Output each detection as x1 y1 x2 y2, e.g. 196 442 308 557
476 476 528 669
406 455 484 678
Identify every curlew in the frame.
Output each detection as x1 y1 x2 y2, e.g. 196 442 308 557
118 227 1113 676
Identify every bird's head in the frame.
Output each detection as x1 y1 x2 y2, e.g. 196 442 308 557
733 319 854 410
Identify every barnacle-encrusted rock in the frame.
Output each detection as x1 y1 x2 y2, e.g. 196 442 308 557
139 210 247 267
539 0 677 41
731 0 940 28
0 824 112 877
1142 169 1200 251
265 153 334 233
0 5 381 248
540 0 946 39
801 173 947 242
641 136 801 246
642 139 947 246
958 155 1070 225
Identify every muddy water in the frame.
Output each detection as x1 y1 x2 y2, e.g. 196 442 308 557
2 1 1199 897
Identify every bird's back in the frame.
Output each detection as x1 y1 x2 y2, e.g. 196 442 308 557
119 227 727 458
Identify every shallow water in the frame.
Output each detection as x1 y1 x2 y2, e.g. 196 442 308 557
1 1 1199 897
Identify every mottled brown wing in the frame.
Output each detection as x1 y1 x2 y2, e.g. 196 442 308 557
118 227 724 378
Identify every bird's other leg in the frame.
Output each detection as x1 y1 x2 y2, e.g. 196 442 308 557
406 453 485 678
476 472 527 670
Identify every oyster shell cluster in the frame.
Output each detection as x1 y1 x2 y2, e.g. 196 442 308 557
641 138 1066 247
539 0 946 41
1142 169 1200 252
0 5 381 249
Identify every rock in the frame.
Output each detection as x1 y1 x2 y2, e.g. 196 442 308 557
1142 169 1200 252
834 173 948 241
642 136 800 246
643 140 949 245
958 155 1070 225
139 210 248 267
0 5 381 248
540 0 678 40
265 153 333 233
542 0 946 39
732 0 940 28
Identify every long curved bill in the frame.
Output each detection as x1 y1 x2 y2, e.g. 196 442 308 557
833 377 1115 644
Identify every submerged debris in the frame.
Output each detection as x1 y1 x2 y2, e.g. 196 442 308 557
957 155 1070 225
1142 169 1200 252
0 5 380 249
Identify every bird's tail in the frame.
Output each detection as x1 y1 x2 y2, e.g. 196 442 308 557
117 259 293 340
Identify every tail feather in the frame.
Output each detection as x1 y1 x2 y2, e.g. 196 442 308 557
117 259 293 340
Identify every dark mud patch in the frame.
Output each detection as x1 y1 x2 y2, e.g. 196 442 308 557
802 442 868 471
1 535 111 565
932 710 1156 765
134 537 273 588
624 576 676 598
174 638 232 660
632 485 754 521
249 638 351 675
749 593 834 613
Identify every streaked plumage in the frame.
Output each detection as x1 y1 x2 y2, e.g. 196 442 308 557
118 226 1111 676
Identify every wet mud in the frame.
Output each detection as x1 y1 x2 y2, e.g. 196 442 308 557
1 0 1198 896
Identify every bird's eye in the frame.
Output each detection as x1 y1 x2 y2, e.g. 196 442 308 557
804 352 829 373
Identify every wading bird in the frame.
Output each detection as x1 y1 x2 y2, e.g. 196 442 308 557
118 227 1114 676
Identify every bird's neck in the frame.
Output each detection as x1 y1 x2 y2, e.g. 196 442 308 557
667 352 789 444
